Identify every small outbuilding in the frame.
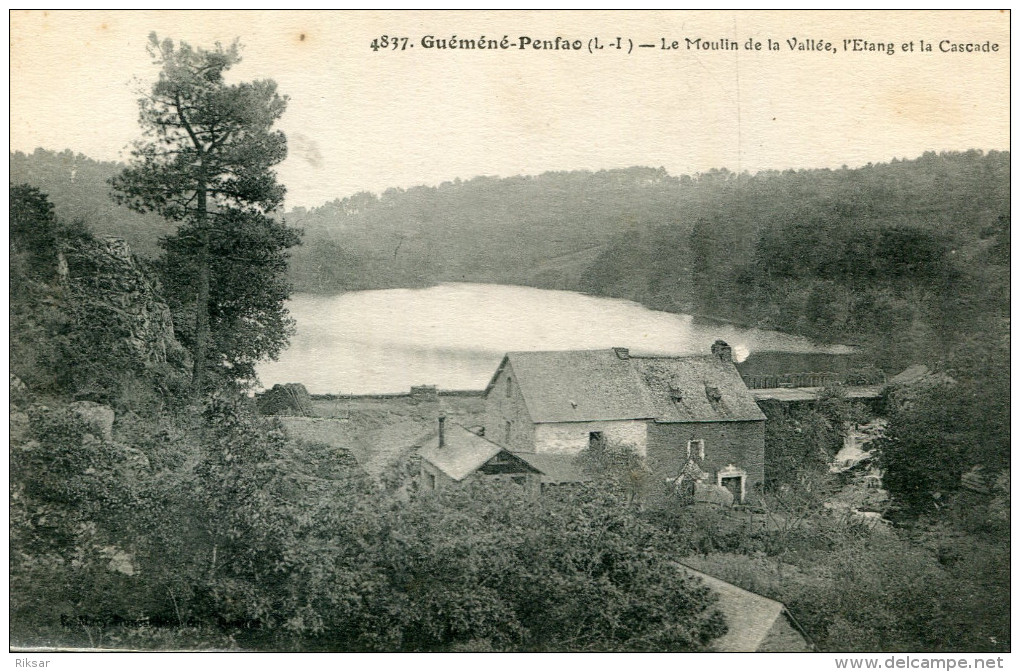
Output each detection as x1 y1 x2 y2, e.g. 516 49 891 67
682 565 814 652
418 418 589 495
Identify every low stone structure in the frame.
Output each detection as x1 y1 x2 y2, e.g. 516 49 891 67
258 383 314 416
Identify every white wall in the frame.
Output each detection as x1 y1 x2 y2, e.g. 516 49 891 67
534 420 648 456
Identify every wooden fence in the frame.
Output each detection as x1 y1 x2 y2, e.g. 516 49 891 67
741 371 886 390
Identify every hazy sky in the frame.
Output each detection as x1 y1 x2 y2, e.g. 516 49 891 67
10 10 1010 209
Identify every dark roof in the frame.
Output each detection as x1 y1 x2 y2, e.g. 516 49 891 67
680 564 804 652
513 452 590 484
633 356 767 422
483 349 765 424
488 350 660 423
419 424 502 481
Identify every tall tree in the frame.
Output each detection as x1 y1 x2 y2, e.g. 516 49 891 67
159 210 300 386
111 33 290 394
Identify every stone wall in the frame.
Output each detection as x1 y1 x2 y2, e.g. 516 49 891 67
483 361 537 452
646 420 765 502
420 460 457 491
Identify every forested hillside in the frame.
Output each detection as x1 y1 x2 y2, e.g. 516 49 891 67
282 167 685 291
579 152 1009 364
10 149 174 257
12 148 1009 372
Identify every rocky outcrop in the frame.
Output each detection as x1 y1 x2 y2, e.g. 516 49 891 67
63 236 188 373
66 401 115 442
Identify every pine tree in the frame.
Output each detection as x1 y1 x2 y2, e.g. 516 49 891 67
111 33 294 394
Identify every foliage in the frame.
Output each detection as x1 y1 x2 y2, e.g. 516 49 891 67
575 438 656 502
10 183 61 277
158 210 300 386
110 35 287 221
11 149 174 256
760 388 869 490
684 523 1009 653
110 33 294 393
288 481 727 652
10 387 727 651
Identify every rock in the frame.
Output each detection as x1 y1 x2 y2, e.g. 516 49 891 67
99 546 135 576
67 401 115 442
63 236 190 374
694 482 734 507
10 410 31 443
10 374 27 396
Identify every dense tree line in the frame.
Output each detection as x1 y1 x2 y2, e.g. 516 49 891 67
10 149 174 256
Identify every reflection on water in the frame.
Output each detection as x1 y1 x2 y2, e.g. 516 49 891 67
257 283 851 394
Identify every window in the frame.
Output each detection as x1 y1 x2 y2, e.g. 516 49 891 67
589 431 604 450
687 439 705 460
511 476 527 486
505 421 512 444
506 376 512 398
425 472 436 491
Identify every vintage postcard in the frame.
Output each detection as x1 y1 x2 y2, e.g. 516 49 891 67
8 9 1010 667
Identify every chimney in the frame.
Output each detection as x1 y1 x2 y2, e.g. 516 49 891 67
613 347 630 360
438 414 446 448
711 340 733 364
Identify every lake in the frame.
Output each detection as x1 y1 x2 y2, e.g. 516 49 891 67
256 283 852 394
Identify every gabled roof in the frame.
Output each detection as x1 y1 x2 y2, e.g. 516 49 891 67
485 350 659 423
634 356 767 422
680 564 809 652
513 453 590 484
419 424 503 481
483 348 765 424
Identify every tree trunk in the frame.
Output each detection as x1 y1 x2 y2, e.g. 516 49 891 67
192 182 210 397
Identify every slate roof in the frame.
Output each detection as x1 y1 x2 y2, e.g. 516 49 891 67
680 564 807 652
485 349 765 424
633 356 767 422
419 424 590 484
489 350 660 423
418 424 503 481
514 453 590 484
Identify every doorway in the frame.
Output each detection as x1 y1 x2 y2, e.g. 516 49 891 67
721 476 742 502
717 464 747 504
